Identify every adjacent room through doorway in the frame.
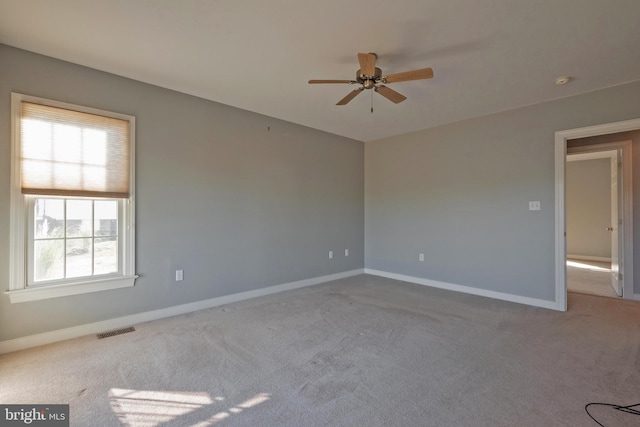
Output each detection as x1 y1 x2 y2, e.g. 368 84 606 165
565 150 620 298
562 133 638 301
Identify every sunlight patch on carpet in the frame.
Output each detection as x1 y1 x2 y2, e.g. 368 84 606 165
109 388 270 426
109 388 213 426
566 260 610 272
192 393 271 426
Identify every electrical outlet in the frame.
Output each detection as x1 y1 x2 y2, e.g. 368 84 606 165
345 249 349 257
419 253 425 262
175 269 184 281
329 251 333 259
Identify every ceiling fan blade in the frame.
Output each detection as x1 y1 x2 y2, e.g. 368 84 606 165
383 67 434 83
336 87 364 105
358 52 377 77
308 80 356 84
375 85 407 104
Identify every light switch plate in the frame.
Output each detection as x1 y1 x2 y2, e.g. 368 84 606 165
529 201 541 211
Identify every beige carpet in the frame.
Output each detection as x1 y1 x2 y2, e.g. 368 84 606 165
1 274 639 426
567 259 618 298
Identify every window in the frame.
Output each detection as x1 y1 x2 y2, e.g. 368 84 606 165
29 198 120 282
7 94 136 303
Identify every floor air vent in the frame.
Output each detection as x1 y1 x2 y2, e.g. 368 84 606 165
97 327 135 339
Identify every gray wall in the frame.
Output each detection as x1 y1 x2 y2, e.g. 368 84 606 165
566 158 611 259
0 45 364 341
365 81 640 301
569 130 640 294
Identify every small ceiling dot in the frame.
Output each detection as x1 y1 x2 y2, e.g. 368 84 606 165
555 76 571 85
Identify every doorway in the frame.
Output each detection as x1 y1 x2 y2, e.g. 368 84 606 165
565 148 623 298
554 118 640 311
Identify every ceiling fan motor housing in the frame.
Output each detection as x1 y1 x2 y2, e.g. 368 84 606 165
357 67 382 89
308 52 433 106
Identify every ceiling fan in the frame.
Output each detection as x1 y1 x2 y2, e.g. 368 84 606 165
308 52 434 106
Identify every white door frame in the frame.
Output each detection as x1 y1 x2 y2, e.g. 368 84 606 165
555 118 640 311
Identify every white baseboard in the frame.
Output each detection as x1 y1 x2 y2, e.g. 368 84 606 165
567 255 612 262
364 269 562 311
0 269 364 355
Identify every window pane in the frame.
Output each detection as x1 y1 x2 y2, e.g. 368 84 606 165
66 199 92 238
67 238 93 278
34 239 64 281
34 198 64 239
30 197 121 282
95 200 118 236
95 237 118 275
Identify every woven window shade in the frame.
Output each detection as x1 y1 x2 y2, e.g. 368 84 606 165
21 102 130 198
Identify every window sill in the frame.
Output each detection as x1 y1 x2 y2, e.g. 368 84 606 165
5 275 138 303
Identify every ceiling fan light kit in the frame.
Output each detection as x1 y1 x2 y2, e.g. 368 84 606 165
309 52 434 107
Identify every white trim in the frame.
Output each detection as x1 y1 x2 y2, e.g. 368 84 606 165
365 269 562 311
13 92 135 122
9 94 26 293
5 275 138 303
124 116 136 276
0 269 364 354
555 133 567 310
566 150 617 162
555 118 640 310
566 255 612 263
558 119 640 140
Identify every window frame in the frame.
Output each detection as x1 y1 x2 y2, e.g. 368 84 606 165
6 93 137 303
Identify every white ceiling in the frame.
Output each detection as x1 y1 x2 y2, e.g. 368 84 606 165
1 0 639 142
